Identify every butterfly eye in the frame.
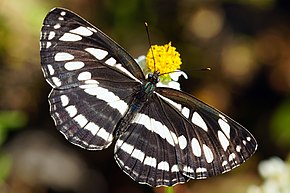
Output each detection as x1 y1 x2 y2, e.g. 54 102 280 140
147 73 153 79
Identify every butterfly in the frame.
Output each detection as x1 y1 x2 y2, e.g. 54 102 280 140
40 7 257 187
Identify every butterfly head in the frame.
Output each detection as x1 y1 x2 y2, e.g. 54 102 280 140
147 71 160 85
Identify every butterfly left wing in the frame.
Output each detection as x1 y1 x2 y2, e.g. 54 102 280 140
114 87 257 186
40 8 145 150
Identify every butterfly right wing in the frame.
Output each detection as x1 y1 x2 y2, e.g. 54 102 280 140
40 8 144 150
114 87 257 186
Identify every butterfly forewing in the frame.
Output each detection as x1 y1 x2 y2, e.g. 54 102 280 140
40 7 257 187
40 8 144 89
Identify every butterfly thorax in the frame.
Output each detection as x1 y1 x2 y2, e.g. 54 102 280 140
113 72 159 137
144 72 157 93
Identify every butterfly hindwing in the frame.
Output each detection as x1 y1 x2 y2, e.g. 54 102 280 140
154 87 257 178
48 78 139 150
114 87 257 186
114 97 190 186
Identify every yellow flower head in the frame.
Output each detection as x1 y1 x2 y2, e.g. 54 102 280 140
146 42 182 75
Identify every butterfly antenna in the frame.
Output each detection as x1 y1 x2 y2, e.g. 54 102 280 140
200 67 211 71
159 70 182 76
159 68 211 76
145 22 156 72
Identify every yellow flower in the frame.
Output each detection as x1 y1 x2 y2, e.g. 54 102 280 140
146 42 182 75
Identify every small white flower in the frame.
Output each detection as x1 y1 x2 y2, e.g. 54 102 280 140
247 156 290 193
258 157 287 180
135 55 146 70
169 71 188 81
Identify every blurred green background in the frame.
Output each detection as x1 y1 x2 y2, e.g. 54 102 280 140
0 0 289 193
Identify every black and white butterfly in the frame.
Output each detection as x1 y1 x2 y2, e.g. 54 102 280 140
40 8 257 187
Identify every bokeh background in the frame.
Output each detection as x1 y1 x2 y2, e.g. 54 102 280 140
0 0 290 193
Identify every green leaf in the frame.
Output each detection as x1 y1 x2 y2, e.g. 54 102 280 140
165 186 174 193
0 153 11 182
0 111 27 145
270 98 290 147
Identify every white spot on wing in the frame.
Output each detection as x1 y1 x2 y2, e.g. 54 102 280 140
218 118 230 138
131 149 145 162
192 112 208 132
84 122 99 135
218 130 229 151
144 156 157 167
85 48 108 60
48 31 55 40
191 138 201 157
65 105 77 117
181 107 190 118
47 64 54 75
132 113 176 146
110 100 128 115
60 95 69 106
51 77 61 87
58 17 64 20
183 166 194 173
78 72 91 80
157 94 182 111
59 33 82 41
229 153 236 162
97 128 113 142
70 26 93 36
178 135 187 150
74 114 88 127
196 167 207 173
79 80 99 89
119 141 134 154
203 144 214 163
105 57 117 66
54 23 61 29
222 160 228 166
157 161 169 171
83 85 128 115
60 11 66 16
64 61 85 70
46 42 52 48
84 80 99 84
55 52 74 61
171 165 179 172
236 145 241 152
